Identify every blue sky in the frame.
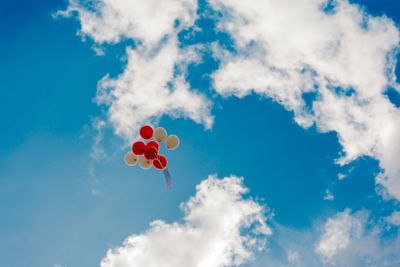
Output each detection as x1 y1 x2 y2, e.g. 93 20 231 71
1 0 400 266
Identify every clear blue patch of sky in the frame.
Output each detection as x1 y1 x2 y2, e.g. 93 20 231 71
0 0 127 155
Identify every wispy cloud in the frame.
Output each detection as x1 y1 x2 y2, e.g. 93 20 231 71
315 209 363 260
337 173 346 181
314 209 400 266
386 211 400 227
253 209 400 267
323 189 334 201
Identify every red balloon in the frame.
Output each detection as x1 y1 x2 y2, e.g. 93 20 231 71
144 146 158 160
132 141 146 155
140 125 154 139
146 140 159 151
153 155 168 170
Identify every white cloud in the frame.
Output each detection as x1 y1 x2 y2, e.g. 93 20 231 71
386 211 400 227
323 189 334 201
59 0 213 139
287 249 300 264
59 0 197 45
315 209 363 259
313 209 400 267
209 0 400 200
96 40 213 137
100 175 271 267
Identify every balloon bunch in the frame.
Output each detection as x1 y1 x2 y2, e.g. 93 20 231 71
123 125 180 188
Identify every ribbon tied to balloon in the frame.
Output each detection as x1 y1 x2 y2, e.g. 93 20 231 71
124 125 180 188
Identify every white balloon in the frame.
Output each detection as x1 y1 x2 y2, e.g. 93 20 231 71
166 135 180 150
124 152 138 166
139 155 153 169
154 127 167 142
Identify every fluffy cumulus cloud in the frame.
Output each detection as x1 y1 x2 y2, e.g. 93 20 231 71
100 175 271 267
313 209 400 266
96 41 213 137
61 0 400 198
59 0 213 138
209 0 400 200
315 209 363 260
386 211 400 226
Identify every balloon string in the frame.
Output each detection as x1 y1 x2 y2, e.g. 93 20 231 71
163 169 173 189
